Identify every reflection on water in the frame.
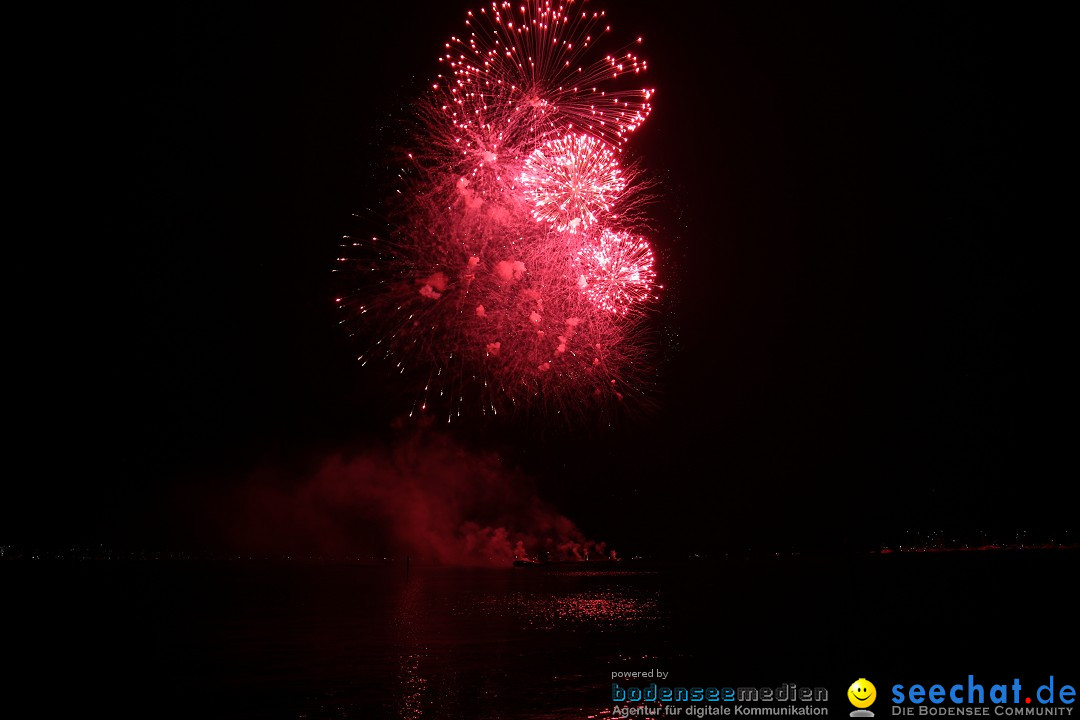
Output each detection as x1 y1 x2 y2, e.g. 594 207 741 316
466 589 664 631
396 654 427 720
20 553 1070 718
372 568 666 719
392 574 428 720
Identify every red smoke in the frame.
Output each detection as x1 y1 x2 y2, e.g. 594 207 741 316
224 433 607 566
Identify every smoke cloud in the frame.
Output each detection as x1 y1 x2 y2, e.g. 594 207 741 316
223 433 608 566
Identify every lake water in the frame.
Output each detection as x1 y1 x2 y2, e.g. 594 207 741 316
8 551 1076 718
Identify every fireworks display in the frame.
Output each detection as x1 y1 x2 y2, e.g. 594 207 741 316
338 0 662 423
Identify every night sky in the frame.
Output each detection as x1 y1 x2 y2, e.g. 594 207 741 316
10 2 1073 555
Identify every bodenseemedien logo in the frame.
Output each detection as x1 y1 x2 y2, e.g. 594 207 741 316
850 679 878 717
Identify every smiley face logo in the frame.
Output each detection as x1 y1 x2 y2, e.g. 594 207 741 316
848 679 877 709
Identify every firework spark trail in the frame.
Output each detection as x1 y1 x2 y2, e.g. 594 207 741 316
436 1 652 151
340 0 662 423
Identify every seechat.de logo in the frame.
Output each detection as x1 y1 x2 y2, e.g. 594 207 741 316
891 676 1076 716
849 679 878 718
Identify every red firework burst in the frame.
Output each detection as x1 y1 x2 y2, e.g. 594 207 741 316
576 229 657 315
520 133 625 233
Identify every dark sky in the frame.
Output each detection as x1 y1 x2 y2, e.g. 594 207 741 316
10 2 1073 553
